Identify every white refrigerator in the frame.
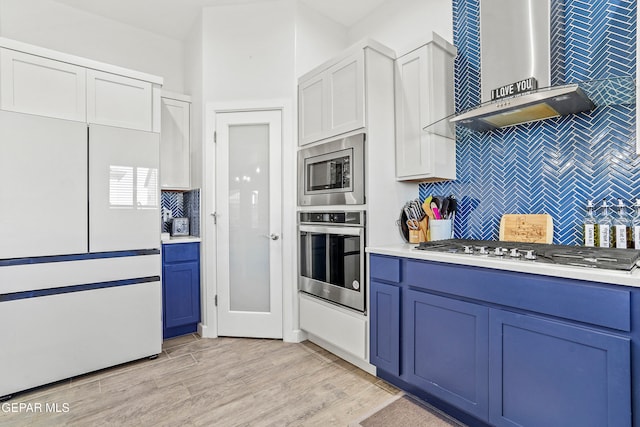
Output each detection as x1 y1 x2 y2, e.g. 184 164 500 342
0 110 162 398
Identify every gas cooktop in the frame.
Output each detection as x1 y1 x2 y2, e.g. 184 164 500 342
415 239 640 272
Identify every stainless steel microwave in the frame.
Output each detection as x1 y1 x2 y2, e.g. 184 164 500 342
297 133 364 206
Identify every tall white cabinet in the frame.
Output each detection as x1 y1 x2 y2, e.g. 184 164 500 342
297 40 415 374
395 33 457 181
0 37 163 399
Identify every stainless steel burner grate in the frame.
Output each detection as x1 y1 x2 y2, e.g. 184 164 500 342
415 239 640 271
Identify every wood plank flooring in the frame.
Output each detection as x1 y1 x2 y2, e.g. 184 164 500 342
0 335 402 426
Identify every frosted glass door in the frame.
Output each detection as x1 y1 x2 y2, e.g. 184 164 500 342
228 124 271 312
216 110 282 338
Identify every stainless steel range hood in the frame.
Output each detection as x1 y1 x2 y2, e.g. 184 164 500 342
451 84 595 132
450 0 596 131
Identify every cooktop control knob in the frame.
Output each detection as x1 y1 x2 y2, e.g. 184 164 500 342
463 245 474 254
477 246 489 255
494 247 505 256
524 250 537 260
509 248 521 258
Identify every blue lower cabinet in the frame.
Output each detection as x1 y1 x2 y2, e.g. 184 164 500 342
405 289 489 421
368 255 635 427
162 243 200 339
489 309 631 427
370 280 401 376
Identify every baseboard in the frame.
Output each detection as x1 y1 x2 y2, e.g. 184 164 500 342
306 333 376 375
198 322 217 338
284 328 307 343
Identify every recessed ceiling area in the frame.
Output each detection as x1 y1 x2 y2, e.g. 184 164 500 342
51 0 387 40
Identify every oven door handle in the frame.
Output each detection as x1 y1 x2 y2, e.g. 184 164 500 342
298 225 363 236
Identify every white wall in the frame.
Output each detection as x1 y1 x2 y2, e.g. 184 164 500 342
202 0 296 103
184 17 204 190
295 2 349 77
197 0 300 342
0 0 184 92
348 0 453 53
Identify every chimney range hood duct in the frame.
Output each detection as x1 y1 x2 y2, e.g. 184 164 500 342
450 0 595 132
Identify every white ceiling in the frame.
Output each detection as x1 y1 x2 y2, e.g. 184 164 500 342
52 0 387 41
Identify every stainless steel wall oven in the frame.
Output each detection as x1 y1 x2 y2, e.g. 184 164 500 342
298 211 365 312
297 133 364 206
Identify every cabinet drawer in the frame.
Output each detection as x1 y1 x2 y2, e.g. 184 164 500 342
405 259 631 331
370 254 401 283
163 243 199 263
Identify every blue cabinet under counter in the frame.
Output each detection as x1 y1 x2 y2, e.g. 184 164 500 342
368 252 637 427
162 242 200 339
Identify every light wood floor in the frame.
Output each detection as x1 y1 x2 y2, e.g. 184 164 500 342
0 335 402 426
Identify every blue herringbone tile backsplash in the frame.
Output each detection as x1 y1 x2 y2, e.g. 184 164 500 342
420 0 637 245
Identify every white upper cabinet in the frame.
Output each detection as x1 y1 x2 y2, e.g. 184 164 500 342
160 94 191 190
326 51 365 138
0 38 162 131
87 69 153 132
299 74 325 144
298 49 365 145
395 34 457 182
0 48 86 122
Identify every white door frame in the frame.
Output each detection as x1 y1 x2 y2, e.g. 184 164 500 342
201 99 302 342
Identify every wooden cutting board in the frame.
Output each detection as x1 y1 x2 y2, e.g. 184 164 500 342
499 214 553 244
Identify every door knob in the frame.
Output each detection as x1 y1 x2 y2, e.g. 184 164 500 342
270 233 280 240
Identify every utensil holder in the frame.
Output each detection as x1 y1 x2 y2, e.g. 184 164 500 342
429 219 453 241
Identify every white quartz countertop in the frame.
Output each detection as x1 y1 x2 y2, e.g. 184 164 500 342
366 244 640 288
161 236 201 244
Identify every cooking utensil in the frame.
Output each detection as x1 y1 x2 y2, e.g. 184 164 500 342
447 195 457 221
431 202 442 219
423 196 434 220
441 197 450 218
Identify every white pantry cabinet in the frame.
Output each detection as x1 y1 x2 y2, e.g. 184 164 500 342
395 33 457 181
0 48 86 122
298 49 365 145
87 69 153 132
160 92 191 189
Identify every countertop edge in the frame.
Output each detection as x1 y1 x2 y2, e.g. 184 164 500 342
366 244 640 288
162 237 201 245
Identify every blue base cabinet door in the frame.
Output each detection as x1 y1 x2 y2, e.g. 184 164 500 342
370 280 401 376
489 309 631 427
163 243 201 339
404 289 489 420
